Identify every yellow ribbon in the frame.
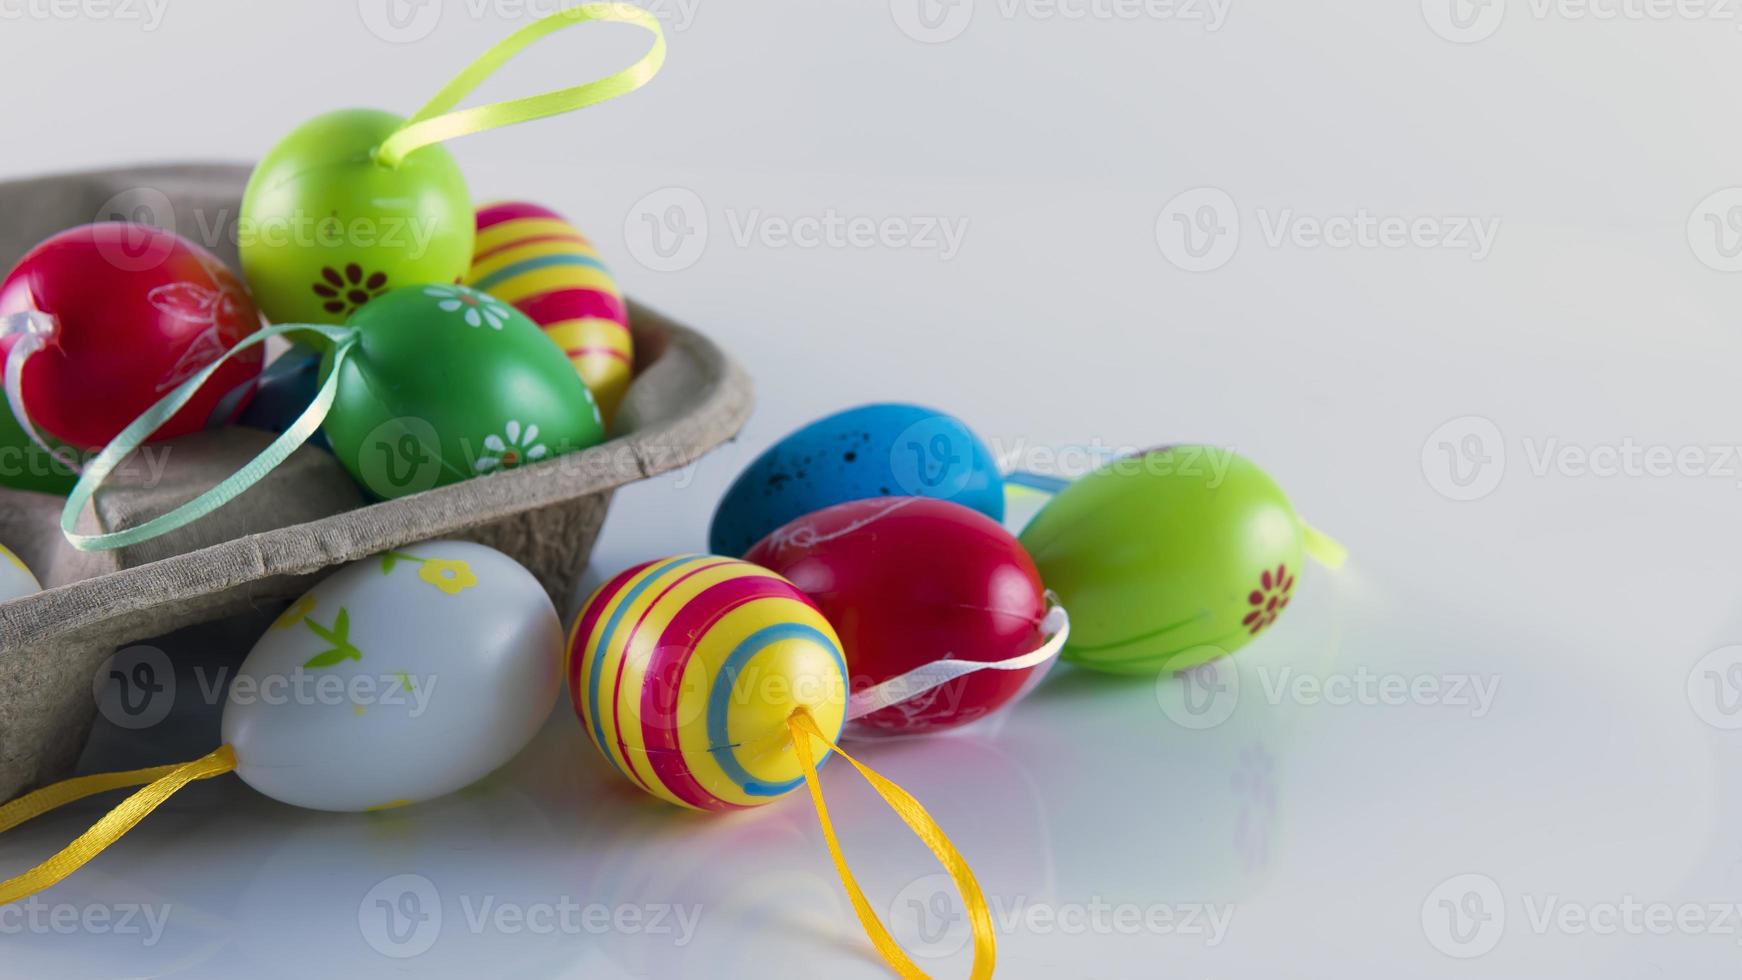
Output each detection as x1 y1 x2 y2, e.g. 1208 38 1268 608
788 708 996 980
375 2 667 168
0 746 236 905
1301 522 1348 570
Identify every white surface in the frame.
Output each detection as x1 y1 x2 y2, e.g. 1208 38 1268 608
4 1 1742 976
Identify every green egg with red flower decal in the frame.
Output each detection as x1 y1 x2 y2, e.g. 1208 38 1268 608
240 109 475 330
319 283 603 499
1019 447 1328 676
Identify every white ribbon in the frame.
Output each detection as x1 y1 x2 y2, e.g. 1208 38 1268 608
2 311 80 474
845 601 1070 721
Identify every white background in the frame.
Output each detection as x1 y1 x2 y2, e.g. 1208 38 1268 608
3 0 1742 976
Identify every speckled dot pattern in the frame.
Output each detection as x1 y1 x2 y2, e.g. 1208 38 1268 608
709 403 1005 556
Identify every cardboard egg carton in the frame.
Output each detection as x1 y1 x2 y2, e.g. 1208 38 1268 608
0 165 752 802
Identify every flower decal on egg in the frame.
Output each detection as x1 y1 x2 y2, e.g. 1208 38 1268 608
312 263 389 316
474 420 547 473
380 550 479 596
424 285 511 330
418 558 477 595
302 607 365 668
1242 563 1295 636
272 594 316 630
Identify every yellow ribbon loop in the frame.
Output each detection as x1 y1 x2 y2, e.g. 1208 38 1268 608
787 708 996 980
0 746 236 905
375 2 667 168
1300 522 1348 570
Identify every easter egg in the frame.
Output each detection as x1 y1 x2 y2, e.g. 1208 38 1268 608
1019 447 1308 675
709 403 1004 557
220 541 562 812
237 349 331 451
0 404 77 495
319 283 604 499
567 556 848 811
0 223 263 450
745 497 1051 736
465 202 633 425
0 542 41 603
239 109 473 328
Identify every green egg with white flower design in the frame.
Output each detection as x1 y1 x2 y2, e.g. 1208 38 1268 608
319 284 604 499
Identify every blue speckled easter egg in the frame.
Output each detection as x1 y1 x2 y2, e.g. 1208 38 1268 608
238 350 331 451
708 403 1004 556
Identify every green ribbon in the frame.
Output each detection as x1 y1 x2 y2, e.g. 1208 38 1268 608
374 2 667 168
61 324 357 552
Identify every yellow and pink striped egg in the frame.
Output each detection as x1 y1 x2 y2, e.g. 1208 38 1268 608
465 202 633 424
567 556 848 811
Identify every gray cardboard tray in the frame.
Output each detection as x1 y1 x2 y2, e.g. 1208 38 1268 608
0 164 752 802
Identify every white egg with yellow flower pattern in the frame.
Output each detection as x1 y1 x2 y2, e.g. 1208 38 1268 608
0 543 41 603
221 540 562 812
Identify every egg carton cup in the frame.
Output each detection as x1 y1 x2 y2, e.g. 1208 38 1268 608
0 164 753 804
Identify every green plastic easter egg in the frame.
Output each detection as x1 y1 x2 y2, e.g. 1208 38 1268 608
319 284 604 499
0 406 77 496
1018 447 1307 675
240 109 474 329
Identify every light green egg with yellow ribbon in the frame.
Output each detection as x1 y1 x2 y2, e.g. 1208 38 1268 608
1019 447 1343 676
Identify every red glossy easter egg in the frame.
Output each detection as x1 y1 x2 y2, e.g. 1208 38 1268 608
744 496 1050 737
0 223 263 450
